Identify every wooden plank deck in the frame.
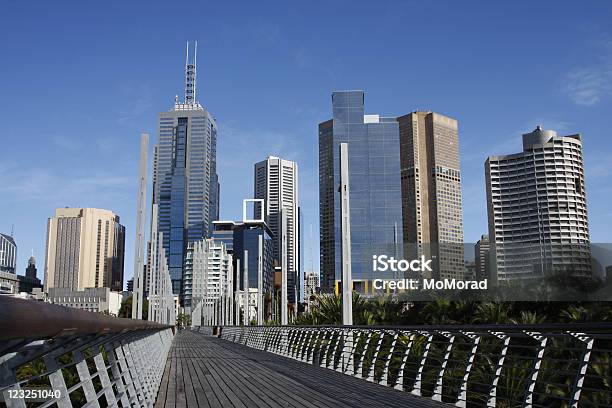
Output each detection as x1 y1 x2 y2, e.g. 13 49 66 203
155 330 443 408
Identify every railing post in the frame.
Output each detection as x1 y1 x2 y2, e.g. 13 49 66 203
306 330 319 364
319 329 333 367
42 355 72 408
73 350 98 404
432 331 455 402
394 331 415 391
411 331 433 397
366 331 386 383
523 331 548 408
293 328 306 360
338 329 355 373
455 332 480 407
354 330 373 377
568 332 594 408
326 330 341 369
380 331 399 386
487 332 511 408
300 330 313 362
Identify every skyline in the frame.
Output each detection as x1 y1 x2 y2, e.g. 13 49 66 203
1 1 612 286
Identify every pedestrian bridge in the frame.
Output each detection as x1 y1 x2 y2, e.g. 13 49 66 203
1 297 611 407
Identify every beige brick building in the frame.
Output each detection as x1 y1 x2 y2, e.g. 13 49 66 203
44 208 125 292
398 111 465 279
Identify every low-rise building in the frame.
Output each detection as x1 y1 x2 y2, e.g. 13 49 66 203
46 287 123 316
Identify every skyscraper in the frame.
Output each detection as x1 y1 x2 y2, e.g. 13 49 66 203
44 208 125 292
398 111 465 279
0 233 16 274
25 255 37 279
485 126 591 281
319 91 403 293
475 234 491 280
254 157 299 305
154 42 220 297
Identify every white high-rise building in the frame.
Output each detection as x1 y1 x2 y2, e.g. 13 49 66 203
254 156 299 305
485 126 591 281
184 238 231 316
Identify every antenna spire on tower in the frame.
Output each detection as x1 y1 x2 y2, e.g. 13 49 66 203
184 41 198 104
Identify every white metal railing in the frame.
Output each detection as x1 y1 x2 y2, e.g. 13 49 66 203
218 324 612 408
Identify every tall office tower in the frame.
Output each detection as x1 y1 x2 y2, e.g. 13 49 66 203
0 233 17 273
154 42 220 297
475 234 491 280
485 126 591 281
25 255 37 279
184 238 231 313
44 208 125 292
254 157 299 304
397 111 465 279
319 91 403 293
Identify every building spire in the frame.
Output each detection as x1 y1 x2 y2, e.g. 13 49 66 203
184 41 197 104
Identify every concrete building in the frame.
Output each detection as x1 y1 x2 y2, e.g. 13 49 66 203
184 238 231 313
0 233 17 273
398 111 465 279
319 91 403 293
485 126 591 281
154 42 219 298
47 287 123 315
304 271 319 310
44 208 125 292
0 271 19 294
254 156 299 305
475 234 491 280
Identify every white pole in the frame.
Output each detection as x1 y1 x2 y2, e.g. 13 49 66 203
235 259 240 325
132 133 148 319
281 209 288 325
340 143 353 326
257 234 264 324
147 204 159 322
243 251 249 326
227 260 233 325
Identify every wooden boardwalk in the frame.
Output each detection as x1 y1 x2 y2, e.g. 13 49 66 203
155 330 443 408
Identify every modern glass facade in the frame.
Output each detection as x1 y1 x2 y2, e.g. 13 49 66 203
155 103 219 298
212 220 275 317
319 91 403 292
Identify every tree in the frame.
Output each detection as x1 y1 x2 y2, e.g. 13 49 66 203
176 313 191 328
118 296 149 320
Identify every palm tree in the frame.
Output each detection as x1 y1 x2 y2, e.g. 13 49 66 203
471 302 512 324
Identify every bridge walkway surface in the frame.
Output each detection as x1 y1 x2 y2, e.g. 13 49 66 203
155 330 443 408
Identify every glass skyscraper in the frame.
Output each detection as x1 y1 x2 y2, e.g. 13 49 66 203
153 43 220 297
319 91 403 292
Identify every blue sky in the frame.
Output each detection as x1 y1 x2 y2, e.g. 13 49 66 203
1 1 611 285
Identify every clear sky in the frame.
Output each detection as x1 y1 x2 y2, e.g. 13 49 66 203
1 1 611 285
